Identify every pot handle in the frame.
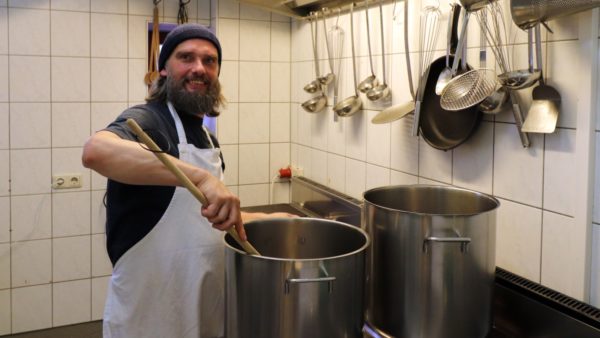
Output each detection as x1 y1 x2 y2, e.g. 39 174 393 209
285 276 336 294
423 236 471 253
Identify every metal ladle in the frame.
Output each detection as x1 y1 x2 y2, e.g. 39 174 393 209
303 13 322 94
497 28 540 90
357 0 380 93
366 0 391 101
334 2 363 117
319 10 335 87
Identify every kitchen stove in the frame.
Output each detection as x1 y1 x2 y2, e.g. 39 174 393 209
242 177 600 338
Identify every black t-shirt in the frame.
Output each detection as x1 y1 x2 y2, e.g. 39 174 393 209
103 101 224 265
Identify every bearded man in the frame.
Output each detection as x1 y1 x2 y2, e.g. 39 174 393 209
82 24 288 338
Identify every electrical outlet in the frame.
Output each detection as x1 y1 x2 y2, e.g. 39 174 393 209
291 166 304 177
52 174 83 189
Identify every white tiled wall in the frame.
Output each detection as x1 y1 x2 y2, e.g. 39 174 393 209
290 0 600 306
215 0 292 207
0 0 281 334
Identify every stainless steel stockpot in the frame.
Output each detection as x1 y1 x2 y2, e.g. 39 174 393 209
224 217 369 338
363 185 500 338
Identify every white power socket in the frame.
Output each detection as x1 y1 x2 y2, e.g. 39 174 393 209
52 174 83 189
291 166 304 177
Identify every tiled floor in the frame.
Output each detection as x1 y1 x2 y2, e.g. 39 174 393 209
3 321 102 338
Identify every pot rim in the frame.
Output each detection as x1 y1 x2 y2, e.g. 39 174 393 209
363 184 500 216
223 217 370 261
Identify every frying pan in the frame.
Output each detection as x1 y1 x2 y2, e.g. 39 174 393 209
418 4 482 151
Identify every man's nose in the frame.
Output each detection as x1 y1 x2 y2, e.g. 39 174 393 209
189 58 206 74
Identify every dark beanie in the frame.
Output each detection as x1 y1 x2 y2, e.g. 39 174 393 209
158 23 222 72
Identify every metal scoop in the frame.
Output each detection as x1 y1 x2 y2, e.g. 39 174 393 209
357 0 380 93
498 28 540 90
366 0 391 101
522 24 560 133
334 3 362 117
304 13 323 94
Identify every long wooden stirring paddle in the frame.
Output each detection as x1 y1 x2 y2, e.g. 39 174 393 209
126 118 260 256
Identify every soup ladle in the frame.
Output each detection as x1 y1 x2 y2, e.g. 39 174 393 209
304 13 323 94
366 0 390 101
357 0 380 93
334 2 362 117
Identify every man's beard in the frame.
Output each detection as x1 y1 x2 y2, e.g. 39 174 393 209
166 74 221 117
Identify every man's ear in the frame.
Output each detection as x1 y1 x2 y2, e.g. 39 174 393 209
160 69 167 76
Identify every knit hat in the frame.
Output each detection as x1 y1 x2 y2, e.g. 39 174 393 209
158 23 222 72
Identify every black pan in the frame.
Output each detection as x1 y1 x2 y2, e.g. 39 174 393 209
418 5 482 151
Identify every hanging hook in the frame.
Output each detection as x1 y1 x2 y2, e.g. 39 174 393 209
153 0 161 6
335 7 341 27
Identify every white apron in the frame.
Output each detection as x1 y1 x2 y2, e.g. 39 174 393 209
103 102 225 338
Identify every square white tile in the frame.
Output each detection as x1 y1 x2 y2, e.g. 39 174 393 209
9 56 50 102
53 192 91 237
390 170 418 185
11 284 51 333
0 104 6 149
327 112 345 156
91 102 127 133
238 143 269 184
11 194 52 242
91 190 107 235
91 13 127 57
217 102 239 144
296 145 312 178
390 117 419 175
164 0 197 20
496 198 542 282
327 153 346 193
91 171 108 192
366 164 390 191
0 243 9 289
52 103 91 148
310 110 329 151
10 149 51 195
91 234 111 277
8 8 49 55
218 0 239 19
595 133 600 224
493 123 544 207
51 0 89 10
0 197 8 242
591 223 600 307
238 184 269 207
128 0 153 15
239 20 270 61
51 10 90 56
270 143 290 181
239 3 270 20
310 149 327 185
92 276 110 320
543 129 576 216
0 8 7 55
366 110 391 167
0 289 9 335
418 138 452 184
52 147 90 191
128 59 147 104
345 158 366 200
90 0 126 14
270 62 291 102
239 61 270 102
53 279 91 326
453 122 494 195
344 110 367 161
271 182 290 204
220 60 239 103
11 239 51 287
53 236 91 282
218 19 240 61
270 103 290 143
0 151 7 197
220 144 238 186
546 41 580 129
540 212 581 298
239 103 269 143
91 58 128 102
127 15 149 59
10 103 51 149
0 57 7 102
52 57 91 102
8 0 49 8
271 22 290 62
197 0 210 20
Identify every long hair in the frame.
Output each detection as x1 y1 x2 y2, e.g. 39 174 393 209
145 75 226 117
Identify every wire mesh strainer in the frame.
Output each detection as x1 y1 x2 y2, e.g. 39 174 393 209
440 68 497 111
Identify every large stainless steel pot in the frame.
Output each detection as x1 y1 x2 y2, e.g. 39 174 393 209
224 218 369 338
363 185 500 338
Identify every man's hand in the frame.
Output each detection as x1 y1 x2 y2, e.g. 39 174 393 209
196 175 246 241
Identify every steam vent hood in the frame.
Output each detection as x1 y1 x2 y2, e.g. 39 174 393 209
239 0 358 18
